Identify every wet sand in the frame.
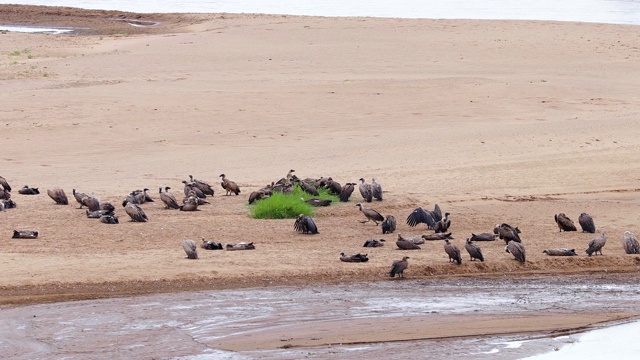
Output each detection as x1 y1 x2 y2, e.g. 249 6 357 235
1 5 640 353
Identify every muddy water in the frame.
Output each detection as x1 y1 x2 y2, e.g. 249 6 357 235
1 274 639 359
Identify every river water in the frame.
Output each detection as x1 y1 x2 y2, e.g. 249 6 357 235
0 0 639 25
1 274 639 359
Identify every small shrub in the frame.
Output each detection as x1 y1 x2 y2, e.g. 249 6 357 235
250 184 339 219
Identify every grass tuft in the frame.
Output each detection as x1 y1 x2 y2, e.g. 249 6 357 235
249 184 339 219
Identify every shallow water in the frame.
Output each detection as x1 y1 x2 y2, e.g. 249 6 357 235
1 0 640 25
1 274 639 359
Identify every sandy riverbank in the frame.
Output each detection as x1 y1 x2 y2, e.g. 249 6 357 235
1 6 640 350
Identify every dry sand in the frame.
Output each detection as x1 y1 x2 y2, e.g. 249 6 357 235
1 4 640 348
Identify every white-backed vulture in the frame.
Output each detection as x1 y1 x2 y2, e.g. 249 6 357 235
124 203 148 222
578 213 596 233
294 214 319 234
220 174 241 196
554 213 577 232
621 231 640 254
465 239 484 262
505 241 526 263
389 256 409 278
444 239 462 265
47 187 68 205
586 231 607 256
356 203 384 225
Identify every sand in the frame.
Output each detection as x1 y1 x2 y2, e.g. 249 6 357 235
1 4 640 349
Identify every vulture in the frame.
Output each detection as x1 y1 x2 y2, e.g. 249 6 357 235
363 238 386 247
0 175 11 192
82 193 101 212
382 215 397 234
124 203 148 222
470 232 498 242
0 188 10 200
180 196 199 211
1 199 16 210
396 239 421 250
339 182 355 202
505 241 526 263
406 204 442 229
201 238 224 250
554 213 577 232
305 198 332 207
444 239 462 265
398 233 424 245
298 180 319 196
356 203 384 225
226 242 255 251
248 190 266 204
12 230 38 239
99 214 119 224
101 202 115 213
389 256 409 278
543 248 578 256
18 186 39 195
465 238 484 262
220 174 241 195
621 231 639 254
586 231 607 256
494 223 521 244
72 189 87 208
294 214 319 234
578 213 596 233
325 178 342 196
159 187 180 209
183 240 198 259
371 178 383 201
339 252 369 262
86 209 113 218
142 188 154 203
189 175 215 196
433 212 451 233
358 178 372 202
286 169 296 181
47 187 68 205
422 233 453 241
182 181 206 199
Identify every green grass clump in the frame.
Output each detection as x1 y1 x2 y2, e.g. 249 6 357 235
249 184 340 219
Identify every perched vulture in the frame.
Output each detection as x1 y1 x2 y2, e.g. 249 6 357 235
189 175 215 196
358 178 372 202
586 231 607 256
298 180 319 196
294 214 319 234
12 230 38 239
543 248 578 256
339 182 355 202
578 213 596 233
494 223 521 244
406 204 442 229
101 202 115 213
554 213 577 232
326 178 342 196
220 174 241 195
621 231 639 254
505 241 526 263
124 203 148 222
248 190 269 204
159 187 180 209
47 187 68 205
201 238 224 250
339 252 369 262
180 196 199 211
433 212 451 233
382 215 397 234
81 193 101 212
389 256 409 278
363 238 386 247
0 175 11 192
356 203 384 225
470 232 498 242
371 178 383 201
465 238 484 262
183 240 198 259
18 186 39 195
444 239 462 265
182 181 206 199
